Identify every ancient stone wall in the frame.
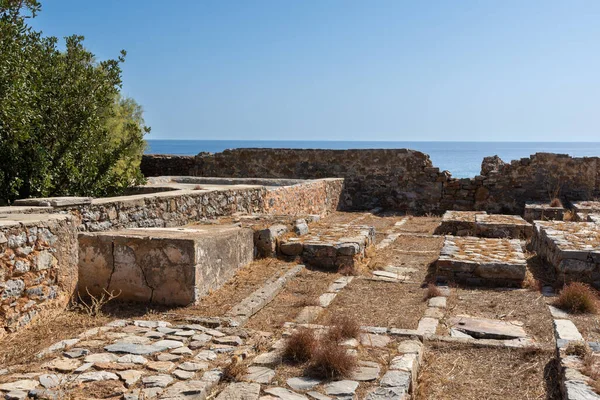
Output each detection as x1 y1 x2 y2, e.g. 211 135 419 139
263 178 344 216
143 149 448 213
0 214 78 337
142 150 600 214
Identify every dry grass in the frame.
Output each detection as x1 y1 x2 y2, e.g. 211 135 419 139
550 198 563 208
554 282 599 314
563 210 575 221
316 280 427 330
423 283 442 300
307 338 357 379
326 315 361 342
565 341 591 358
283 328 317 363
0 309 109 367
522 270 541 291
416 342 559 400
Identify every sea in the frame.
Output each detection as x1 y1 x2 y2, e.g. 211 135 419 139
145 140 600 178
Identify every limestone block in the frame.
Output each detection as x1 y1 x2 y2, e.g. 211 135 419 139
78 225 253 305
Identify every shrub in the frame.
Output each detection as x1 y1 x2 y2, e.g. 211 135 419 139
554 282 599 314
283 328 317 363
423 283 442 301
222 356 248 382
0 2 149 203
327 315 360 342
308 339 357 379
550 198 563 208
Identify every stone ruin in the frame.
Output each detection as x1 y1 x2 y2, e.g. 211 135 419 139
3 150 600 399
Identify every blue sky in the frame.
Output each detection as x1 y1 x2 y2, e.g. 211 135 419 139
32 1 600 141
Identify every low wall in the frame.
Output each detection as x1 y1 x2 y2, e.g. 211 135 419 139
264 178 343 216
142 150 600 214
0 214 77 337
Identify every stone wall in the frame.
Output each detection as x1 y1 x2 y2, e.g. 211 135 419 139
263 178 343 216
143 149 447 213
142 150 600 214
0 214 77 337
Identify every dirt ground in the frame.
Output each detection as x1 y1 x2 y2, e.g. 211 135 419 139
245 268 341 332
316 279 427 329
569 313 600 342
172 259 298 318
440 288 555 343
415 341 560 400
396 216 442 234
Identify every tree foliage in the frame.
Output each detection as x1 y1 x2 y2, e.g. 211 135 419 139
0 1 149 202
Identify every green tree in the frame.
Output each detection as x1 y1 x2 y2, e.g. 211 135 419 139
0 1 149 202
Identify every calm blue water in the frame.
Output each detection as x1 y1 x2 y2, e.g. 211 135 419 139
145 140 600 178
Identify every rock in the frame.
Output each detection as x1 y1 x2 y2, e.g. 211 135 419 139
448 316 527 340
424 307 444 319
147 361 176 373
213 336 243 346
195 350 217 361
554 319 584 341
157 353 182 362
142 374 174 388
287 376 321 391
0 379 39 391
216 382 261 399
294 219 309 236
153 339 185 349
323 380 359 396
350 361 381 381
170 346 193 355
203 328 225 338
397 340 422 354
144 331 165 339
428 297 446 308
173 369 195 380
450 328 473 338
174 329 196 337
117 354 148 365
179 362 209 372
104 343 165 355
306 392 332 400
210 344 235 353
365 387 408 400
63 348 89 359
380 370 411 389
191 333 212 344
38 374 64 389
43 358 81 372
134 320 171 328
263 387 307 400
280 242 304 256
390 353 418 371
84 353 119 363
201 369 223 385
243 366 275 384
5 391 28 400
252 351 281 366
77 371 119 382
74 362 94 373
157 327 178 334
417 317 439 336
360 333 391 348
318 293 336 307
118 335 153 345
118 370 144 387
161 380 210 398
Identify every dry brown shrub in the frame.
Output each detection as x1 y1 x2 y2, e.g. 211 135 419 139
327 314 360 342
550 198 563 207
565 341 591 358
222 356 248 382
554 282 599 314
423 283 442 301
307 339 357 379
522 270 541 291
283 328 317 363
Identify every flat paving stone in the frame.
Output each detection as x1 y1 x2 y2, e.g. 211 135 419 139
118 370 144 387
243 366 275 384
428 297 446 308
0 380 39 391
171 346 193 355
390 354 418 371
287 377 322 391
216 382 261 400
448 316 527 340
350 361 381 381
104 343 165 355
77 371 119 382
365 387 409 400
173 369 195 380
554 319 584 341
43 358 81 372
380 370 411 389
153 339 185 349
417 317 438 335
324 380 359 396
161 380 210 398
38 374 64 389
117 354 148 365
213 336 243 346
4 391 28 400
179 362 209 372
195 350 218 361
360 333 391 348
142 374 174 388
63 348 89 359
264 387 308 400
147 361 176 373
306 392 332 400
318 293 337 307
84 353 119 363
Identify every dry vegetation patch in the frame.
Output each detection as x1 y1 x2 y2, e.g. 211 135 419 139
316 280 427 329
440 288 554 343
416 342 559 400
554 282 599 314
396 216 442 234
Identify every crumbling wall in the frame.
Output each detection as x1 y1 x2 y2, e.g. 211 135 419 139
0 214 77 337
264 178 344 216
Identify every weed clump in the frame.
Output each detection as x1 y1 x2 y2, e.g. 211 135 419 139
283 328 317 362
308 338 357 379
423 283 442 301
327 315 361 342
554 282 599 314
222 356 248 382
550 198 563 208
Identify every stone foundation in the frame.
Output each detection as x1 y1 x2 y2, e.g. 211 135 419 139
0 214 78 337
523 202 565 222
435 211 532 239
436 236 527 286
532 221 600 287
78 226 254 305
